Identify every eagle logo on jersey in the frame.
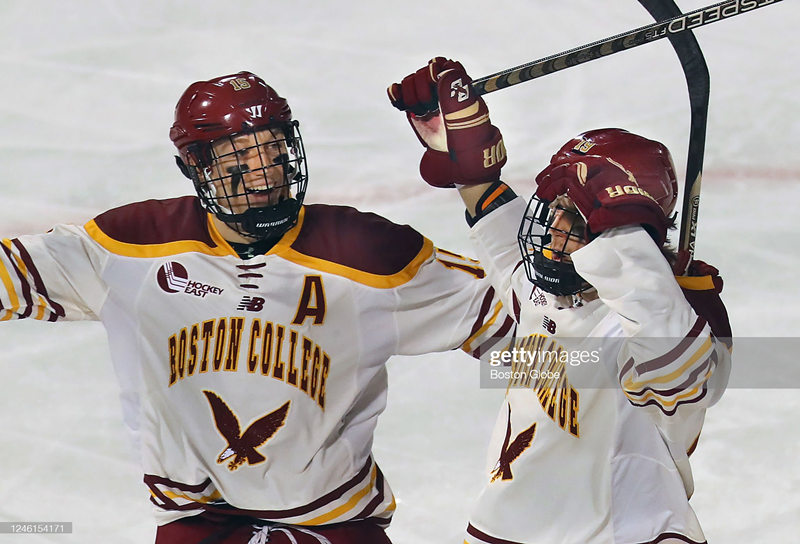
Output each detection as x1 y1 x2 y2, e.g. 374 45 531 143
491 405 536 482
203 391 290 471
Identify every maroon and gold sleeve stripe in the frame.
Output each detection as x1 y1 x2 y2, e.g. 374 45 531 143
461 286 514 358
0 238 65 322
618 317 720 415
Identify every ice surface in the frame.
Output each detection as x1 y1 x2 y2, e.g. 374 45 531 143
0 1 798 542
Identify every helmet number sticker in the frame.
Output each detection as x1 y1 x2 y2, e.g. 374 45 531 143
571 140 596 154
229 77 252 91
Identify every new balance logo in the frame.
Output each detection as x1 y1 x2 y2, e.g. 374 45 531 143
237 296 265 312
543 316 557 334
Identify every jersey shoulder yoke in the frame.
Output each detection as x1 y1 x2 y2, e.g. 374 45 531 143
85 196 228 257
285 204 432 287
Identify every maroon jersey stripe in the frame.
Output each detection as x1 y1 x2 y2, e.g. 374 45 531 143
466 523 527 544
12 238 66 321
472 315 515 359
468 287 496 341
644 532 707 544
353 463 386 520
633 386 709 417
145 456 374 519
1 241 33 319
633 316 707 375
625 354 715 400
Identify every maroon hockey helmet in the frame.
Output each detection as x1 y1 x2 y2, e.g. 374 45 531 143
518 128 678 296
169 71 308 240
170 71 293 163
545 128 678 216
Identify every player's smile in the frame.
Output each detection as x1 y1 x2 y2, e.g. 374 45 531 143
209 128 293 213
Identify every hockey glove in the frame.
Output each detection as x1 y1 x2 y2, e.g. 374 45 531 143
388 57 506 188
672 250 732 345
534 156 670 245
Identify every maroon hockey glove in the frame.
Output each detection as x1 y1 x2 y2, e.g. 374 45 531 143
672 250 732 344
388 57 506 188
534 157 669 244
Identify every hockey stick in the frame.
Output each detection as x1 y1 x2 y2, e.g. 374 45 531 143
471 0 780 96
637 0 709 261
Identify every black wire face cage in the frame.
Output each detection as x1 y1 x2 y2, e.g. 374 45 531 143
517 194 591 296
186 121 308 240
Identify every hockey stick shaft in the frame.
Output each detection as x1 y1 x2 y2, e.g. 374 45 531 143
637 0 710 258
471 0 781 96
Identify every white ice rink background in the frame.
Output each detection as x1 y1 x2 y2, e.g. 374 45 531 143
0 1 798 542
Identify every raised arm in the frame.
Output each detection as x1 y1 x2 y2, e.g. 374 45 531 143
388 58 526 314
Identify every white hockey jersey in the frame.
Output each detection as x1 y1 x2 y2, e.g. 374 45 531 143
463 198 731 544
0 196 513 527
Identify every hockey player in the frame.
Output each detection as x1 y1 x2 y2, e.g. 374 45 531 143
0 71 514 544
389 58 732 544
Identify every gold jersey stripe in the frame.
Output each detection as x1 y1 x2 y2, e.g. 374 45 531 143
299 464 378 525
623 367 713 410
675 274 716 291
84 216 235 258
462 300 504 354
385 494 397 515
1 241 52 321
2 238 29 277
0 241 21 320
34 295 47 321
154 488 223 504
623 335 713 391
276 238 434 289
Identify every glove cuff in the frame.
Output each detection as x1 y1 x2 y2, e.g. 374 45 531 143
465 182 517 226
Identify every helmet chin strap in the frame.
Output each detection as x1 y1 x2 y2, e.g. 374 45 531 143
219 198 302 241
530 251 590 297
